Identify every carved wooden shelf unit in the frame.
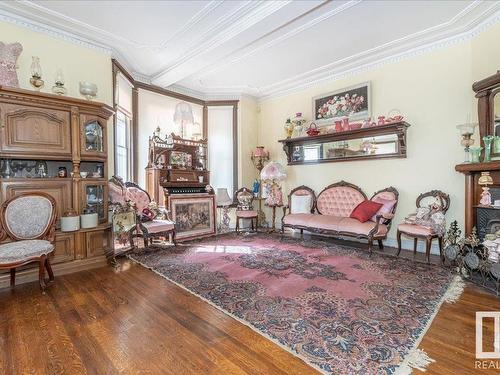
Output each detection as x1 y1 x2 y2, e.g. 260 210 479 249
0 85 113 288
279 121 410 165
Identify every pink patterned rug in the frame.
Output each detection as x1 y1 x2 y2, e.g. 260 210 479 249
129 233 459 374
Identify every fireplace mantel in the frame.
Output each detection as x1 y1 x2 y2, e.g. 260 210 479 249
455 161 500 174
456 161 500 234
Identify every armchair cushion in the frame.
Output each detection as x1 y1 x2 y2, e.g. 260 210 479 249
290 195 313 214
398 223 435 236
350 200 383 223
236 210 259 218
0 240 54 263
141 219 175 233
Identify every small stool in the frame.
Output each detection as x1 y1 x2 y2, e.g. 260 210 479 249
397 224 444 264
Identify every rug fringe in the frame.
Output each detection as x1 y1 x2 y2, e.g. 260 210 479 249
443 275 465 303
395 349 436 374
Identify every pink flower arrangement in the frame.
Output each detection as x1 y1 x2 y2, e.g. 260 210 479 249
317 93 365 119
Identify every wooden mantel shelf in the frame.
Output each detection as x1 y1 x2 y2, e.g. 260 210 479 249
455 161 500 174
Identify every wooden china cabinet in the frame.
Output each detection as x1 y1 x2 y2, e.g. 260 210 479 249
0 86 113 287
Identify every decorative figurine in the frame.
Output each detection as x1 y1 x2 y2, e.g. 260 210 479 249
284 118 294 138
252 178 260 197
58 166 68 178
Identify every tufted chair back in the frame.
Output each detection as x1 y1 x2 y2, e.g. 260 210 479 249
124 182 151 213
0 193 57 241
316 181 367 217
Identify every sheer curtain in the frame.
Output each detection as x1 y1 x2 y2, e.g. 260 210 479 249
208 106 234 196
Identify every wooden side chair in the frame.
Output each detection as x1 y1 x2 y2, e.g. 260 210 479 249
235 187 258 233
397 190 450 264
124 182 176 247
0 192 57 292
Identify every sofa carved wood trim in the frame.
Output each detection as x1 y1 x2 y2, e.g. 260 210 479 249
281 181 399 254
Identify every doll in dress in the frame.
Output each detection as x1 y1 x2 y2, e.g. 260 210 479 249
0 42 23 87
480 186 492 206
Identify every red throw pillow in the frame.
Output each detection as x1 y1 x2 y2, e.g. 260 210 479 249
350 200 383 223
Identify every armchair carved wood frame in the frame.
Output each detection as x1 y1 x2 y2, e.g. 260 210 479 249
125 182 177 247
396 190 450 264
0 192 57 293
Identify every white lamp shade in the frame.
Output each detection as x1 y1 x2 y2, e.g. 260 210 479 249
173 102 194 124
261 161 287 181
216 188 232 206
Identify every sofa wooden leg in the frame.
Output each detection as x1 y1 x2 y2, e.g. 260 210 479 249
413 237 418 260
367 239 373 256
425 237 432 264
396 231 402 257
377 239 384 250
300 229 303 238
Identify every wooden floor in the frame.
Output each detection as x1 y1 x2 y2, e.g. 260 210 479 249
1 237 500 375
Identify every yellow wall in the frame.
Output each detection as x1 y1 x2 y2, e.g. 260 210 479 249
254 23 500 251
0 21 114 170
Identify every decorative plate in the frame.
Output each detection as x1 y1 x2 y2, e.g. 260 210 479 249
464 251 480 270
444 245 459 261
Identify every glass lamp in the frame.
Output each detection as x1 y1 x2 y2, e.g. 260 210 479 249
456 123 477 163
250 146 269 171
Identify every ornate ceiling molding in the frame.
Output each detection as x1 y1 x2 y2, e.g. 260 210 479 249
255 2 500 101
1 1 499 103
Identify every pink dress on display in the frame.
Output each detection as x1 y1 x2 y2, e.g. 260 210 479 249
0 42 23 87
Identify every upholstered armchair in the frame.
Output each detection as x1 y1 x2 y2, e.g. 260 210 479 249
0 192 57 292
124 182 176 247
235 187 259 233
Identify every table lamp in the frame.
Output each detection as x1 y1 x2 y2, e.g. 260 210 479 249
216 188 232 232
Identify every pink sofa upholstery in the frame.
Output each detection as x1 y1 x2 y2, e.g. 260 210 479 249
281 181 399 254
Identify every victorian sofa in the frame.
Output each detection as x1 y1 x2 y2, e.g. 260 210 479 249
281 181 399 254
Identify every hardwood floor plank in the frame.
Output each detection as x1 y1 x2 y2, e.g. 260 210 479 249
1 250 499 375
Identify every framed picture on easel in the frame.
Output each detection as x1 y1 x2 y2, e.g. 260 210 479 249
168 194 216 241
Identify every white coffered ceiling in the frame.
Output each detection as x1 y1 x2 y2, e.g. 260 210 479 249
1 0 499 100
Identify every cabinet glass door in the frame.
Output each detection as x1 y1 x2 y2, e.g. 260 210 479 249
84 121 104 152
84 184 106 222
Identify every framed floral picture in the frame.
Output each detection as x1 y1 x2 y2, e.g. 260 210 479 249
312 82 371 125
168 194 216 241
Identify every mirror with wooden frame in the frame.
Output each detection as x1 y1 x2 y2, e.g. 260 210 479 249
473 70 500 157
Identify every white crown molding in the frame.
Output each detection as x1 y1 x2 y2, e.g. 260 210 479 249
256 3 500 101
0 6 112 54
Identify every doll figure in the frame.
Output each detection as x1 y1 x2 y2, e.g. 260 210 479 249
252 179 260 197
480 186 492 206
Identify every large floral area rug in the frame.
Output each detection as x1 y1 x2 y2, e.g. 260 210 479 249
129 234 462 375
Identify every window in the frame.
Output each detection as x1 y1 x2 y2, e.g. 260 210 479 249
114 71 134 181
115 110 131 181
208 106 235 195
